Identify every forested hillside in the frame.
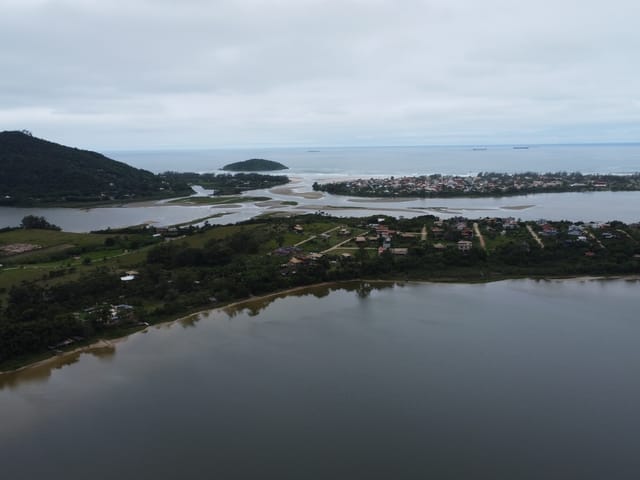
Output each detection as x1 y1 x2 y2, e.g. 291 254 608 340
222 158 288 171
0 131 189 205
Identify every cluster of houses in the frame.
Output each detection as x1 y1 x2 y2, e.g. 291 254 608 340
535 220 616 242
273 244 325 274
316 172 640 198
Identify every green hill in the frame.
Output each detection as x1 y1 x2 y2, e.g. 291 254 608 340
222 158 288 172
0 131 188 205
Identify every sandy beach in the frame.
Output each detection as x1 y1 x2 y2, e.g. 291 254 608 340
270 186 324 199
348 197 418 203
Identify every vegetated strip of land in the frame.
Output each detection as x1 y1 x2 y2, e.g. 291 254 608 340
1 213 639 372
313 171 640 198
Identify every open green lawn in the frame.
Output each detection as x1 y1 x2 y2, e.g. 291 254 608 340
0 228 163 302
480 224 535 253
0 229 106 249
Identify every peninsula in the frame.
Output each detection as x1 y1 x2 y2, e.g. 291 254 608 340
1 212 639 371
222 158 288 171
313 172 640 198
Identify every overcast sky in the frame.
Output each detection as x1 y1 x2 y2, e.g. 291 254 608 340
1 0 639 150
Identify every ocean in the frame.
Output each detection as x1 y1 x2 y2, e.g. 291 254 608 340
107 143 640 176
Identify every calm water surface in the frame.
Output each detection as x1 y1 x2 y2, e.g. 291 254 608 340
1 279 639 479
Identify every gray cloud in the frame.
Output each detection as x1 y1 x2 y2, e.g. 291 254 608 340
0 0 638 148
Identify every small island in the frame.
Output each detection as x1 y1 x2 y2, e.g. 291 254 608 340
222 158 288 172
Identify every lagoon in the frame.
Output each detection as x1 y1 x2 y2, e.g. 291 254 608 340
2 279 640 479
1 189 640 232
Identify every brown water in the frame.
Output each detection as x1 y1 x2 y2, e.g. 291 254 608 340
1 279 640 479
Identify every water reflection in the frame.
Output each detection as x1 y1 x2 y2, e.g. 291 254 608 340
178 313 201 328
0 341 116 390
223 281 397 317
2 278 636 391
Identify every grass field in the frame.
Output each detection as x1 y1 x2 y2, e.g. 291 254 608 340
0 229 106 249
0 228 162 302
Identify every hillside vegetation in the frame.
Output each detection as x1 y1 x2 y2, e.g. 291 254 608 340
0 131 189 205
222 158 288 171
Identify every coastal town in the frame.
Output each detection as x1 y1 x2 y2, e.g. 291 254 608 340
313 171 640 198
274 215 640 267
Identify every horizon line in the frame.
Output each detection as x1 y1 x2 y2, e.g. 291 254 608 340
102 141 640 153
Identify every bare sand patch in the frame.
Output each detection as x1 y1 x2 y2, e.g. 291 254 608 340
255 200 297 207
348 197 417 203
501 204 535 210
270 186 324 199
0 243 42 255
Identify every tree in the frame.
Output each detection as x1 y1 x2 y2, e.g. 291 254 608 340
20 215 61 230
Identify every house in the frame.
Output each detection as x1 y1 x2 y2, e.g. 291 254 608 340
567 224 584 236
455 222 468 231
431 227 444 238
355 236 366 244
390 248 408 255
540 224 558 236
293 224 304 233
503 218 519 230
457 240 473 252
461 228 474 240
